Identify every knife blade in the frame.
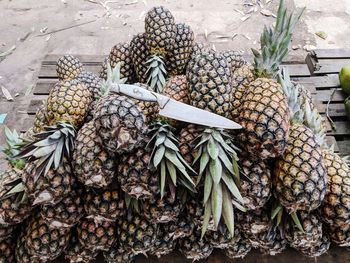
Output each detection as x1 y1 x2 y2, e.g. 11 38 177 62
110 83 242 130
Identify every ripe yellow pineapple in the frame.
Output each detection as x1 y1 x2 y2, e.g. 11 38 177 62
56 55 84 80
162 75 190 105
238 0 304 159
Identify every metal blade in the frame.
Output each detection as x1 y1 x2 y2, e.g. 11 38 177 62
159 99 242 130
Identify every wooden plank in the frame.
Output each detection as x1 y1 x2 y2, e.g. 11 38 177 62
19 115 35 133
43 54 106 64
313 61 350 75
312 49 350 59
316 103 347 117
292 75 339 88
315 89 347 103
34 79 56 95
38 64 102 78
327 121 350 136
283 64 310 77
337 140 350 156
27 100 43 115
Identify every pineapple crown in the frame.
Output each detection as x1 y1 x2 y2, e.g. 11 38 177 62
14 121 76 178
100 62 127 97
146 54 167 93
1 127 29 170
192 128 244 238
0 169 28 205
147 121 196 199
252 0 304 78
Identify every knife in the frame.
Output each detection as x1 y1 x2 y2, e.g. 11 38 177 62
110 83 242 130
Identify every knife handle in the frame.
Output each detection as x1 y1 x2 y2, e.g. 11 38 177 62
111 84 158 102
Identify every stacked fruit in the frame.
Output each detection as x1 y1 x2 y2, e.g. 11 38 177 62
1 1 350 262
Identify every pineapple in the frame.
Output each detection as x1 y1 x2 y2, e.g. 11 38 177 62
178 124 200 165
299 235 330 257
0 225 15 241
130 33 150 83
73 121 117 188
256 228 287 256
77 217 117 252
187 52 233 118
239 153 272 210
238 0 304 159
149 223 178 258
0 168 32 225
133 83 160 124
47 79 92 127
221 50 245 74
117 214 158 256
84 187 126 222
205 224 241 250
178 226 213 261
144 6 176 92
224 236 252 259
162 75 190 105
15 231 40 263
230 64 255 121
94 94 148 154
65 234 98 263
32 102 49 134
16 122 76 206
107 42 136 82
284 211 325 253
0 237 15 263
56 55 84 80
328 224 350 246
99 57 108 80
117 146 159 200
103 245 135 263
321 149 350 228
186 42 213 71
167 23 194 76
23 213 71 261
40 186 84 229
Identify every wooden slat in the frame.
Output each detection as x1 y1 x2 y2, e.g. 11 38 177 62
326 136 339 152
312 49 350 59
38 64 102 78
284 64 310 77
43 54 106 64
337 140 350 156
327 121 350 136
292 74 339 88
34 79 56 95
313 61 350 75
27 100 44 115
315 89 348 103
316 103 347 117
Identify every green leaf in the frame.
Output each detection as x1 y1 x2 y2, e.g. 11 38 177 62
211 183 223 228
207 138 219 160
201 200 212 239
160 160 166 198
166 159 177 186
203 174 213 204
218 149 233 173
164 138 178 152
222 185 235 237
271 205 283 220
209 159 222 185
153 145 165 167
291 212 304 233
199 151 209 177
231 199 246 212
222 172 244 204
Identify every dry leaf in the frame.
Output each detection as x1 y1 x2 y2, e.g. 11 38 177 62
232 33 238 39
260 9 273 17
125 0 138 5
1 86 13 101
204 29 208 40
292 45 301 50
241 15 251 22
315 31 327 40
0 45 16 58
303 44 316 51
234 9 245 16
45 34 51 41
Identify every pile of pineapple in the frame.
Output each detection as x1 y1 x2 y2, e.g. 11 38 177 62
1 1 350 262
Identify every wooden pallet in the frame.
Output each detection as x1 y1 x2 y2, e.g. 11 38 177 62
12 52 350 262
23 52 350 156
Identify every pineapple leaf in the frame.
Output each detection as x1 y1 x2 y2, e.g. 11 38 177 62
209 159 222 185
231 199 246 212
291 211 304 233
222 184 235 237
207 138 219 160
166 159 177 186
201 200 212 239
203 173 213 204
153 145 165 167
222 171 244 204
160 160 166 198
211 182 223 228
271 205 283 220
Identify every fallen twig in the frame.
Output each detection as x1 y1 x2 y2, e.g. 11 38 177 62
0 46 16 58
37 19 98 36
1 86 14 101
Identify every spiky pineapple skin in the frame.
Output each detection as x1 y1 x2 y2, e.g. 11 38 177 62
328 224 350 246
224 236 252 259
47 79 92 127
103 245 135 263
40 187 84 229
0 237 15 263
108 42 136 83
65 235 98 263
22 158 74 206
94 94 148 154
15 231 41 263
117 147 159 200
130 33 150 83
117 214 158 255
77 217 116 252
0 169 32 225
149 223 177 258
33 103 49 134
321 150 350 228
73 121 116 188
221 50 245 73
76 71 102 101
187 52 233 118
56 55 84 81
230 64 255 121
239 155 271 210
274 123 327 212
0 225 15 242
163 75 190 104
145 6 176 56
23 214 71 261
84 187 126 222
238 78 290 159
167 23 194 76
179 124 200 165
